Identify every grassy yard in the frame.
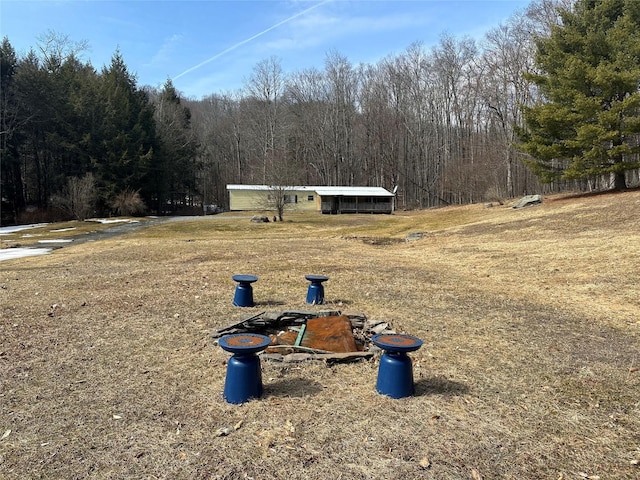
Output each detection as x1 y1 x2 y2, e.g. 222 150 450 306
1 191 639 479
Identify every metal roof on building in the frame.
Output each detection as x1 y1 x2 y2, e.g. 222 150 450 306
226 185 394 197
227 184 315 191
313 186 393 197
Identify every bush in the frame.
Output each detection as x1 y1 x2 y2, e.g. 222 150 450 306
484 186 505 205
111 189 146 216
51 173 96 221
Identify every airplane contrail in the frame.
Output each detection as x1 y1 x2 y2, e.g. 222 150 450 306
173 0 330 80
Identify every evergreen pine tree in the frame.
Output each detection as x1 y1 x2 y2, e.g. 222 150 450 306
519 0 640 190
150 79 199 213
97 51 156 214
0 38 22 224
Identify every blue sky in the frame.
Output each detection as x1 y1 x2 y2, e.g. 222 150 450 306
1 0 530 99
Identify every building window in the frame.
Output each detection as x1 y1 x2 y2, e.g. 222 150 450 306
307 195 314 201
284 194 298 204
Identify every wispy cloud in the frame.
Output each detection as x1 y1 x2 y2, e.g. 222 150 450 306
173 0 331 80
259 9 429 53
146 34 183 68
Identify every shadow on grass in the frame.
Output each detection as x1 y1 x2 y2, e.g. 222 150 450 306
264 377 324 398
326 299 352 306
414 376 469 397
255 300 287 307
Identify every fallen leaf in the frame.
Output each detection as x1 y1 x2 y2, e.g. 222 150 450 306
629 367 638 373
576 473 600 479
215 427 232 437
112 415 122 420
576 473 598 479
471 469 482 480
419 457 431 469
286 419 295 434
1 429 11 440
234 420 243 431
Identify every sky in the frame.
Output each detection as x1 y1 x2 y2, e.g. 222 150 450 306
1 0 529 99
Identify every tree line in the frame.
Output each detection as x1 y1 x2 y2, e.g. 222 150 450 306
1 0 639 225
1 32 198 224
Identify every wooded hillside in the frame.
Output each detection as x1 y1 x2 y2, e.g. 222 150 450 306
1 0 639 225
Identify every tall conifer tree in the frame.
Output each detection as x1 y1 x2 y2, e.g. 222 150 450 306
98 51 155 212
0 38 21 223
519 0 640 190
151 79 199 213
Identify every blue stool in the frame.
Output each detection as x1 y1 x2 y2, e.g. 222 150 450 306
232 275 258 307
305 275 329 305
372 334 423 399
219 333 271 404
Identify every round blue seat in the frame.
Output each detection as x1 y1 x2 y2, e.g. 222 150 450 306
219 333 271 404
305 274 329 305
232 274 258 307
372 334 423 399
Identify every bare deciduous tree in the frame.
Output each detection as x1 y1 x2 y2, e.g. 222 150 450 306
246 56 287 184
324 51 359 186
36 30 89 73
51 173 95 220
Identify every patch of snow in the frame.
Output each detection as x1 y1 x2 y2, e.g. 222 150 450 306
86 218 139 224
0 223 48 235
38 239 73 244
50 227 77 232
0 247 52 262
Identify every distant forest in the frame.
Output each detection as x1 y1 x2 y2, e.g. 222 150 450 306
1 0 639 225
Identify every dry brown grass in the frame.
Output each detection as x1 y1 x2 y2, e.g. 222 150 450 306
1 191 640 479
